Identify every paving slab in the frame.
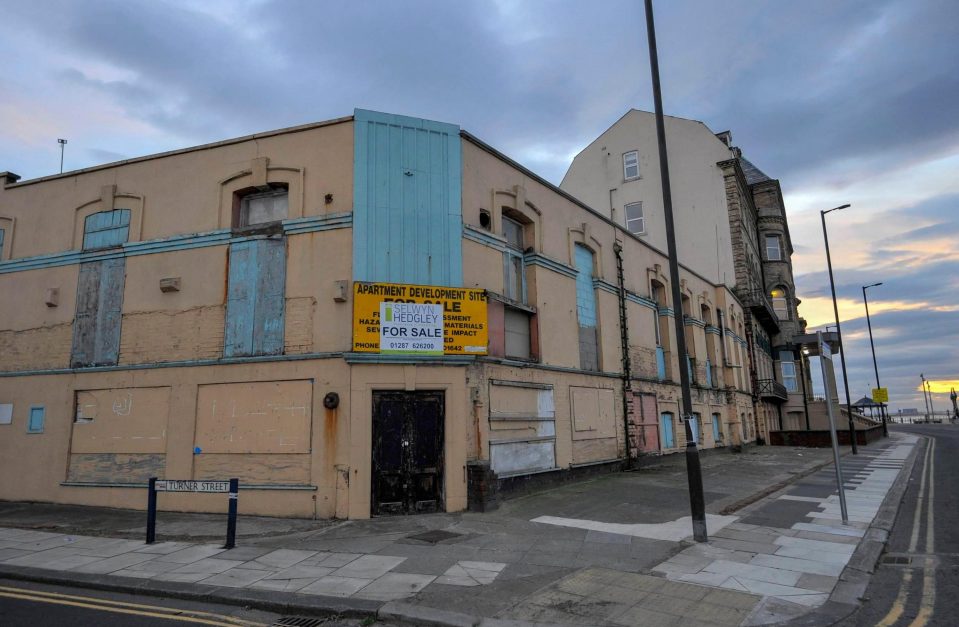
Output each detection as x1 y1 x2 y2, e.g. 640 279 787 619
298 575 373 597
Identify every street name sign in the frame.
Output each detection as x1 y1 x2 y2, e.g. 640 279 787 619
154 480 230 493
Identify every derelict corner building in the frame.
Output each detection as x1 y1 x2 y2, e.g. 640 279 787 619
2 109 775 519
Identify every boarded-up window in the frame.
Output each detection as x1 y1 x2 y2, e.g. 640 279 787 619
83 209 131 250
238 187 289 227
488 380 555 476
570 386 618 464
504 307 531 360
71 258 125 367
68 387 170 483
0 228 5 260
225 238 286 357
193 381 312 485
574 244 599 371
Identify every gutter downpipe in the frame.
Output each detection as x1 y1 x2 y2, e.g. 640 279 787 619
613 241 633 466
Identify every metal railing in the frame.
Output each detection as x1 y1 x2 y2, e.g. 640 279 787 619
756 378 788 401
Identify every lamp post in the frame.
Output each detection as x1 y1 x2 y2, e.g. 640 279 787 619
862 282 887 436
821 204 857 453
58 138 67 174
643 0 707 542
927 379 936 420
920 373 931 422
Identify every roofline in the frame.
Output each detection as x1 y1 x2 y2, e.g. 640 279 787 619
5 115 355 189
460 128 737 294
561 108 731 185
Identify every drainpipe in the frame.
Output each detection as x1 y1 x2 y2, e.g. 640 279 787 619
613 241 633 464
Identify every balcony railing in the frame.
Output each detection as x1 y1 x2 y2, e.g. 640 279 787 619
756 378 789 402
736 288 780 334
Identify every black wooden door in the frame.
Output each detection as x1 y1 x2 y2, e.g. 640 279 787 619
372 391 444 515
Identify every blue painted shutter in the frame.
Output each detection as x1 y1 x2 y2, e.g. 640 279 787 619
225 238 286 357
353 109 462 286
94 258 125 365
28 406 45 433
83 209 131 250
225 241 256 357
712 413 721 442
574 244 599 370
661 413 674 449
71 258 125 367
253 238 286 355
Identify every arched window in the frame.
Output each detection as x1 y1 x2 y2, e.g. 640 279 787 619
234 183 289 228
83 209 131 250
771 287 789 320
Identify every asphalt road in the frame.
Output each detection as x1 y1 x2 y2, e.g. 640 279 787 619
840 423 959 627
0 578 373 627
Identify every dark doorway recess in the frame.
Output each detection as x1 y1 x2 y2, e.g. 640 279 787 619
372 391 445 515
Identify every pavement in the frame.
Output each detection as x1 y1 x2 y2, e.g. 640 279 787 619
0 436 922 626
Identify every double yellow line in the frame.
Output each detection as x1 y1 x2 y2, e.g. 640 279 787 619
0 584 269 626
876 437 936 627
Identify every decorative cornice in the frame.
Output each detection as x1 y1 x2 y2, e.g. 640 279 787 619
526 252 577 279
0 212 353 274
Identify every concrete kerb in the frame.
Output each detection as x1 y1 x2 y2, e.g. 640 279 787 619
773 434 924 627
0 563 381 620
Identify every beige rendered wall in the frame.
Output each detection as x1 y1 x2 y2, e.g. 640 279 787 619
560 110 737 287
460 139 756 466
0 358 352 518
0 119 354 257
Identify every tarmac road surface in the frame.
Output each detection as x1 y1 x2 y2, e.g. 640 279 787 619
0 578 376 627
839 423 958 627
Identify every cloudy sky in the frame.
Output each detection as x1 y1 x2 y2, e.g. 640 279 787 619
2 0 956 414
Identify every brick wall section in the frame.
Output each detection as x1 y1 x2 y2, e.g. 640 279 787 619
119 306 225 364
0 323 72 371
284 297 315 355
467 460 499 512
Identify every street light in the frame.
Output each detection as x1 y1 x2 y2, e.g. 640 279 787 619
920 373 931 421
821 204 858 454
643 0 706 542
58 138 68 174
862 282 887 436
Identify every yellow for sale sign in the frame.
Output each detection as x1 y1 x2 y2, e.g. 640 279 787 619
352 282 488 355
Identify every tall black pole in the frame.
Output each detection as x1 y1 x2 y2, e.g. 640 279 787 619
920 373 931 421
821 208 858 453
927 380 936 419
644 0 707 542
862 284 887 436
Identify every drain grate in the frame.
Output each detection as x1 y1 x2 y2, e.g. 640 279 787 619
406 529 463 544
272 617 325 627
882 555 912 565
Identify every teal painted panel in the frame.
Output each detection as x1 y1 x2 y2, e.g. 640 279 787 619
71 258 125 367
83 209 130 250
252 238 286 355
28 406 44 433
225 238 286 357
661 413 674 449
656 346 666 380
574 245 596 327
712 413 721 442
353 109 462 286
94 258 125 365
225 241 256 357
